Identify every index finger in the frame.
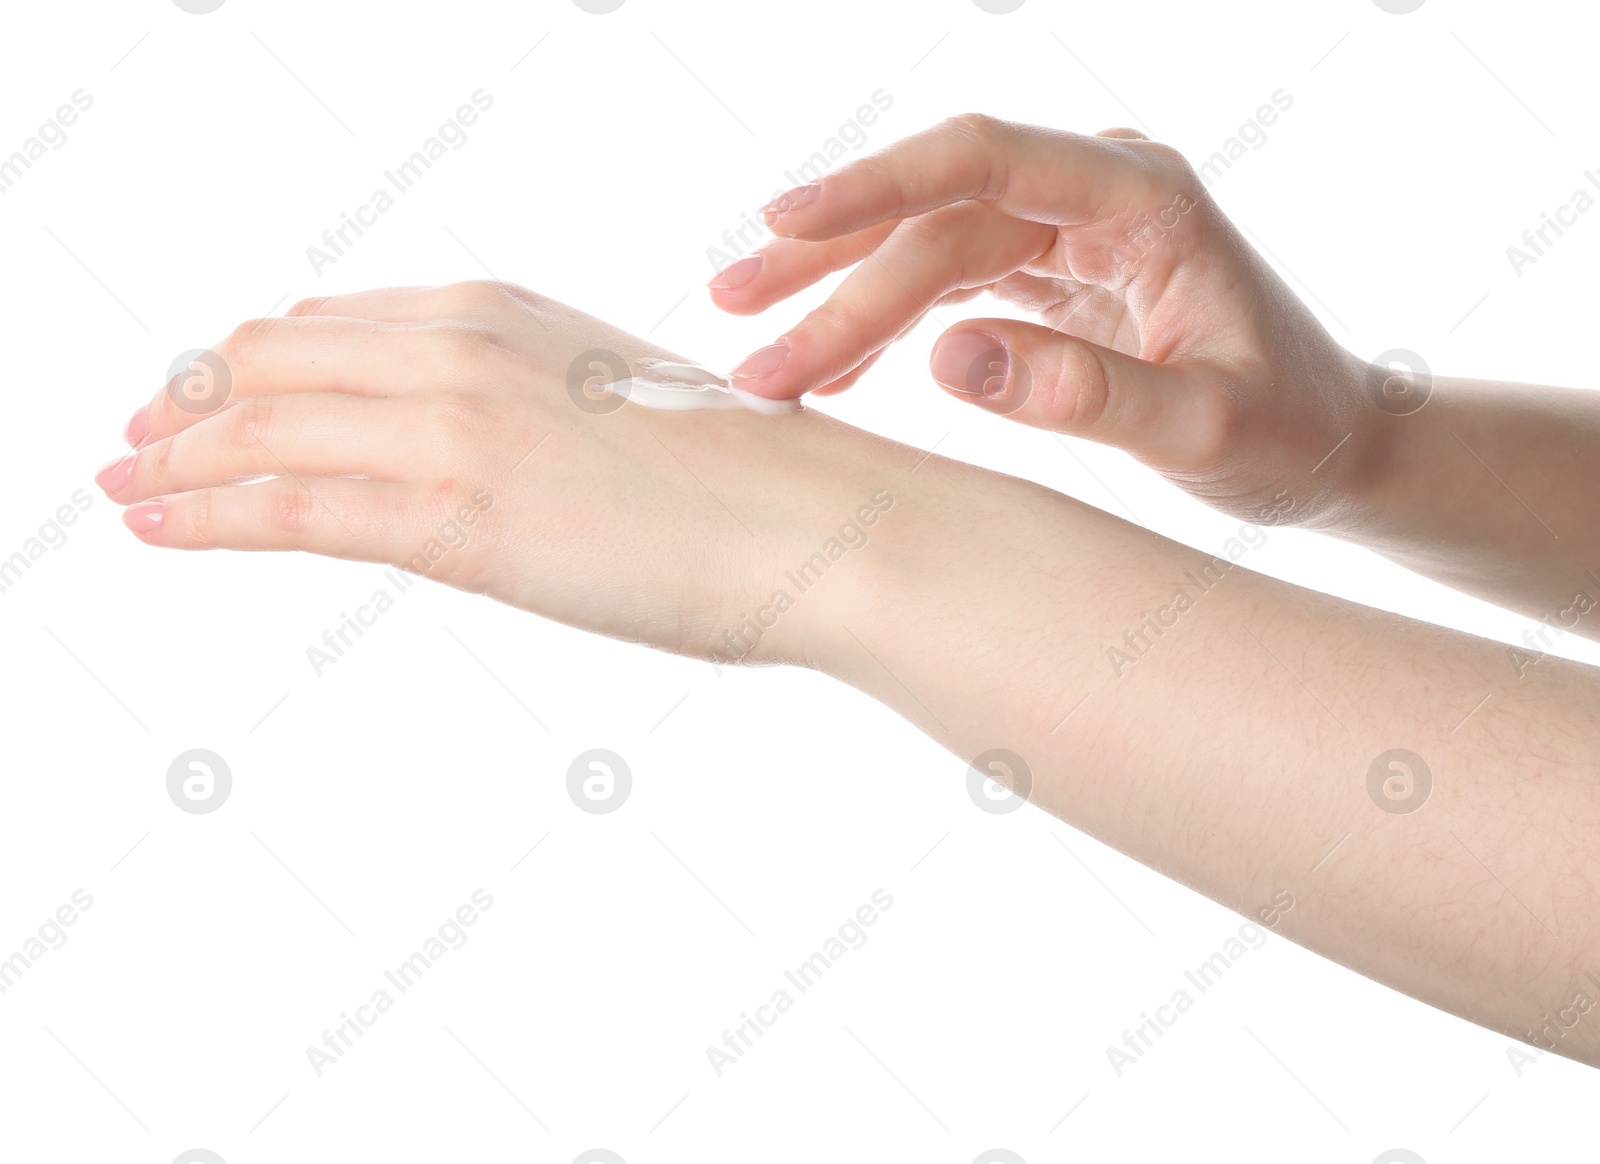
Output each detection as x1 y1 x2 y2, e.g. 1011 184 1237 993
760 113 1185 241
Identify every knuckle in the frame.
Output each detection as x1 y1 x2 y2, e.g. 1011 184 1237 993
427 476 473 515
222 316 276 359
219 402 262 450
428 322 500 368
239 395 277 444
188 488 217 547
446 279 539 315
802 299 868 345
1135 140 1203 205
1144 140 1197 182
449 280 505 310
946 111 1003 142
265 485 313 536
940 113 1011 201
1048 343 1111 430
428 389 499 447
895 213 948 254
144 436 176 488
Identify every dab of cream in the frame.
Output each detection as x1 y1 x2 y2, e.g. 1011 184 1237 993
612 358 800 414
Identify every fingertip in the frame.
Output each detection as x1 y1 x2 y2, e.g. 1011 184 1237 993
705 287 768 317
707 253 764 294
95 452 136 497
726 341 795 397
123 404 148 447
760 183 822 228
123 499 166 538
930 328 1010 399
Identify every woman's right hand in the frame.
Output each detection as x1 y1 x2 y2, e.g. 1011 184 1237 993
711 114 1390 534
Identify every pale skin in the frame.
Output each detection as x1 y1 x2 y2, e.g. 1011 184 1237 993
97 115 1600 1068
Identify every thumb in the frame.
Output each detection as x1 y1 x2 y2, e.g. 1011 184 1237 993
929 320 1202 460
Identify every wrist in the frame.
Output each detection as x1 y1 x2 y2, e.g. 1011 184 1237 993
1277 351 1410 540
712 412 928 673
1308 352 1432 544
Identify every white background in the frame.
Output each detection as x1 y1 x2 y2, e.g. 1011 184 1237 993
1 1 1596 1161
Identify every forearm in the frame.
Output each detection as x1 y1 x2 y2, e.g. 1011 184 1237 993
809 439 1600 1066
1342 374 1600 639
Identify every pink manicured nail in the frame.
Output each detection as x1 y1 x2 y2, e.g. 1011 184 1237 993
761 183 821 220
124 404 148 447
932 330 1009 397
123 501 165 533
729 341 791 382
95 453 136 493
708 253 764 291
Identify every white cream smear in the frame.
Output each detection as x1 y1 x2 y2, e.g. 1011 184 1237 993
611 358 801 414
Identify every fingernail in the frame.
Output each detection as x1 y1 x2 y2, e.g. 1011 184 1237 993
708 253 764 291
933 331 1009 398
95 452 136 493
124 404 148 447
761 183 820 222
729 341 791 382
124 500 164 533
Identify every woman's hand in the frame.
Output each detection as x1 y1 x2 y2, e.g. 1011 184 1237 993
95 282 902 666
711 114 1384 532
